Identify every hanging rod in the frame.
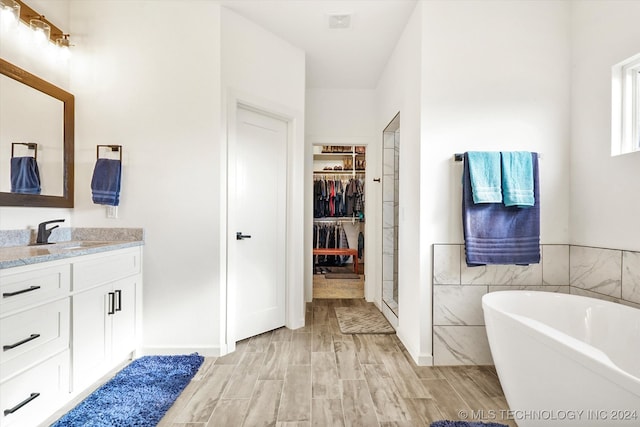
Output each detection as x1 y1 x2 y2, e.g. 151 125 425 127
313 217 357 224
97 144 122 161
11 142 37 159
454 152 541 162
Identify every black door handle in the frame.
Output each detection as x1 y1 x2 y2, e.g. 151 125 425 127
236 232 252 240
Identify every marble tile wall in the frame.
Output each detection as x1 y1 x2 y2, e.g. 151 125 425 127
433 244 570 366
569 246 640 309
432 243 640 366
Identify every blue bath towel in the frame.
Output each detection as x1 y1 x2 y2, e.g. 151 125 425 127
501 151 534 207
91 158 121 206
466 151 502 203
462 152 540 266
10 156 41 194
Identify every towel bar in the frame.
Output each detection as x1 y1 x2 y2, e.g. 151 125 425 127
454 152 541 161
97 145 122 161
11 142 37 159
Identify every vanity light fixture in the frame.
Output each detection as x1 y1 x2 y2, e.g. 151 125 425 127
8 0 70 47
0 0 20 26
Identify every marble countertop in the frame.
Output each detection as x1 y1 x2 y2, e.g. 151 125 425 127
0 227 144 269
0 240 143 269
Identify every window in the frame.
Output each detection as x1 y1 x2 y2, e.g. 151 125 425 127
612 53 640 156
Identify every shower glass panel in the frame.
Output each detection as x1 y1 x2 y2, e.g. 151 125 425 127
382 113 399 317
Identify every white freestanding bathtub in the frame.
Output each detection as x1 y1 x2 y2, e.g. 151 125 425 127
482 291 640 427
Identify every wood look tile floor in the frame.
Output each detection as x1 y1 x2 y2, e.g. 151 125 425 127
312 274 364 299
158 298 516 427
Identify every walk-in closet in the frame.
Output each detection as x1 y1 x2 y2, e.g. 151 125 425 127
312 144 366 298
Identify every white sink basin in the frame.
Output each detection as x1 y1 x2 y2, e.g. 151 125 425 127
47 241 114 251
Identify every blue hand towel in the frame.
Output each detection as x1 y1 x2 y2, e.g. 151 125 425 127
10 156 41 194
91 158 121 206
466 151 502 203
462 152 540 266
501 151 534 207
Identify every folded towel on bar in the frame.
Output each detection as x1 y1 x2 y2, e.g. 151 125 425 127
91 158 121 206
501 151 534 207
10 156 41 194
466 151 502 203
462 151 540 266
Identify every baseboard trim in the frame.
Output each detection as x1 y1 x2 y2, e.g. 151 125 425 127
141 346 221 357
395 328 433 366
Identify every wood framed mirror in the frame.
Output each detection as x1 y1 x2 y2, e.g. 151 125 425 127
0 58 74 207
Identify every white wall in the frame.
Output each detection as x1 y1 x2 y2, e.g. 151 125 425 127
376 0 572 365
221 7 306 339
69 1 222 355
375 2 425 363
0 0 72 230
420 0 571 245
419 0 571 363
570 1 640 251
305 89 378 302
420 0 571 363
3 1 304 357
306 89 377 137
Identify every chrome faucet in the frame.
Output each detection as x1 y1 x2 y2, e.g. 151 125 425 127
36 219 65 245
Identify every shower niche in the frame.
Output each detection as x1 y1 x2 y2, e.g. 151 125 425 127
382 113 399 317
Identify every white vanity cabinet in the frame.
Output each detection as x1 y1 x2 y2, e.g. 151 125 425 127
0 261 71 427
0 244 143 427
71 247 142 391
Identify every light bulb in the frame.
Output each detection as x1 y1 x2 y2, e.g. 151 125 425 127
56 34 71 59
0 0 20 29
30 18 50 46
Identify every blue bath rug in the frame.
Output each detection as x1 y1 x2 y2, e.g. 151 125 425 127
431 421 509 427
51 354 204 427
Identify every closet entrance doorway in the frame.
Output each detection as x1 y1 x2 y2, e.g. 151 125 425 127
312 144 366 299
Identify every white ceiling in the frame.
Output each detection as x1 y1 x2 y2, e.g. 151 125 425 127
220 0 418 89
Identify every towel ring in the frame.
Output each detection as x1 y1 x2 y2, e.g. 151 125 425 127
11 143 37 160
97 145 122 161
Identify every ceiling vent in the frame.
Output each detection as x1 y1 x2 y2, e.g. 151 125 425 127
328 13 351 29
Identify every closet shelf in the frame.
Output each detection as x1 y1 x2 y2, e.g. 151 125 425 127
313 170 364 174
315 152 354 159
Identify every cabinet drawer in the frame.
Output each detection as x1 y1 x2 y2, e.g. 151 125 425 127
73 248 141 291
0 299 70 382
0 350 69 427
0 264 70 315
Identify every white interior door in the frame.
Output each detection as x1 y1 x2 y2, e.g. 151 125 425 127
230 106 287 342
